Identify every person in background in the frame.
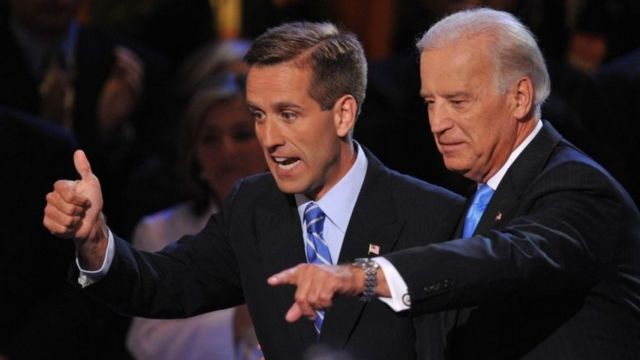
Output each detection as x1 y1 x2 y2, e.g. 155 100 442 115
595 47 640 206
121 39 252 237
1 0 170 235
1 0 145 140
1 106 130 359
126 74 265 359
0 106 75 358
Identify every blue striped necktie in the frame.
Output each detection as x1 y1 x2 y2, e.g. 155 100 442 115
303 202 332 335
462 184 494 238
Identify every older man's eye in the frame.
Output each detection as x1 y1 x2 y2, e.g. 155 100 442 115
281 111 297 122
450 99 468 108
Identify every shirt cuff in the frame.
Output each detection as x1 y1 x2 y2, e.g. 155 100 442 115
76 229 115 288
373 256 411 312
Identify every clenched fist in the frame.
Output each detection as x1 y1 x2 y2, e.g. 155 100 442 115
43 150 108 269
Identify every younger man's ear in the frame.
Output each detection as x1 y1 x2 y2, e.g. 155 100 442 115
333 94 357 137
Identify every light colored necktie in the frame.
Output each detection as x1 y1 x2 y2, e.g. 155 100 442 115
462 184 494 238
303 202 332 335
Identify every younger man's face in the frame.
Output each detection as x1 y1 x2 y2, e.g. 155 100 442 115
247 62 352 199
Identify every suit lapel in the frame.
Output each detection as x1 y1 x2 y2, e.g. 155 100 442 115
475 181 518 234
255 193 317 347
474 122 562 235
320 151 405 347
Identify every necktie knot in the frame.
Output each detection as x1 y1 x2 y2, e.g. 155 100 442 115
462 184 494 238
304 202 325 237
472 184 493 211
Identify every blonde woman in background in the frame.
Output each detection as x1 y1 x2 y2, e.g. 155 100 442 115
126 73 265 359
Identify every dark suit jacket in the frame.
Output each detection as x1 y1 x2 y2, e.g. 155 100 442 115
1 106 131 359
386 122 640 359
78 149 465 360
0 106 75 355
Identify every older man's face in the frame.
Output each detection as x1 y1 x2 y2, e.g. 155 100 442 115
419 36 520 182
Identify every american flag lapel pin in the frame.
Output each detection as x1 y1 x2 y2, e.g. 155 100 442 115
495 212 503 221
368 243 380 255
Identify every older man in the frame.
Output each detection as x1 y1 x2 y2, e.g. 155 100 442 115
43 22 463 359
272 8 640 360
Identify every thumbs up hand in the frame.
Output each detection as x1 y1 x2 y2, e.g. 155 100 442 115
43 150 108 269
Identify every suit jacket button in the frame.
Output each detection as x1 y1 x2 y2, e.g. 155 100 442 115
402 293 411 306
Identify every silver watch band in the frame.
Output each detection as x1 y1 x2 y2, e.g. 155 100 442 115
352 258 380 302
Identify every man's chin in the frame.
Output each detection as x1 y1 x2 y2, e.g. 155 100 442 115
273 178 321 198
273 178 305 195
442 160 458 172
442 162 474 179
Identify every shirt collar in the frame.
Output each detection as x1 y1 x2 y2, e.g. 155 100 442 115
295 142 368 232
486 119 542 190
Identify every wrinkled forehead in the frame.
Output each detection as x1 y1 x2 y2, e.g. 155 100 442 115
419 37 497 86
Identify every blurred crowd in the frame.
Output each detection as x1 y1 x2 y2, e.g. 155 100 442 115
1 0 639 358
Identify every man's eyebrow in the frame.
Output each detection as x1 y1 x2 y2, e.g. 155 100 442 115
443 91 469 99
274 101 304 111
419 91 470 99
246 101 304 111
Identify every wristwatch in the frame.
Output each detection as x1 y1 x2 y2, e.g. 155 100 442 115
351 258 380 302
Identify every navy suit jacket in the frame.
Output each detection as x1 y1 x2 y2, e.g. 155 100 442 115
387 122 640 359
77 148 464 360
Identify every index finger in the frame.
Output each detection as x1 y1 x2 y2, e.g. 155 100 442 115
268 265 300 286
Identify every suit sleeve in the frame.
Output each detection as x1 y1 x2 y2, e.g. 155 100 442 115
75 186 245 318
386 160 625 315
